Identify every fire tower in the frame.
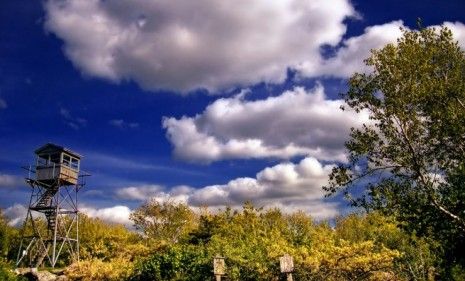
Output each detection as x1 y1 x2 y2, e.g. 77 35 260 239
16 143 89 268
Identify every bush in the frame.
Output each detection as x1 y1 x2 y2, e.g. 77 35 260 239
65 258 134 281
129 245 211 281
78 215 148 261
0 258 25 281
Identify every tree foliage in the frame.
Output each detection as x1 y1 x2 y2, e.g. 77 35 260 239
129 245 211 281
0 258 26 281
65 257 134 281
128 203 431 281
130 199 197 244
326 25 465 276
64 215 148 281
77 214 148 261
2 202 443 280
0 210 19 260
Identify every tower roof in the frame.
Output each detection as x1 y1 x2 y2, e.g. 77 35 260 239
34 143 81 159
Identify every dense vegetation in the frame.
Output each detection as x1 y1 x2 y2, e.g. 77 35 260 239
0 202 443 280
1 25 464 280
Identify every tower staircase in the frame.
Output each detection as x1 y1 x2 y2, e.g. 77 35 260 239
32 187 59 231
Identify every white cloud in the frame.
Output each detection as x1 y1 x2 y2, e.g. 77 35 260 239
298 21 405 78
109 119 139 129
0 173 23 188
190 157 333 204
80 205 132 226
299 21 465 78
115 157 339 220
44 0 355 92
115 184 164 201
438 21 465 49
43 0 465 93
115 184 194 203
3 203 132 227
0 98 7 109
3 204 28 226
163 84 368 163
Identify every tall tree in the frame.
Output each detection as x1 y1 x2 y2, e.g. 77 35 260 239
325 25 465 271
130 200 196 244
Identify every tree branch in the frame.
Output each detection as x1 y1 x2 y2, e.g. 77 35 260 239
395 115 465 231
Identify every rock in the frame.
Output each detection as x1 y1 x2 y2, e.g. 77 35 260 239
15 267 68 281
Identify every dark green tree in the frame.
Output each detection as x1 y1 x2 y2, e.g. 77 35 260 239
325 25 465 275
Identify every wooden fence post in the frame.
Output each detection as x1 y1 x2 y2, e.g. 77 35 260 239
280 254 294 281
213 255 225 281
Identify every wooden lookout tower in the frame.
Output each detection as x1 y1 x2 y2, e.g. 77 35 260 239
16 143 89 268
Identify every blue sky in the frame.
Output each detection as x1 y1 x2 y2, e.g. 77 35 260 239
1 0 464 225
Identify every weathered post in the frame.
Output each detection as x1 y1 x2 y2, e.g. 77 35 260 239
280 254 294 281
213 255 225 281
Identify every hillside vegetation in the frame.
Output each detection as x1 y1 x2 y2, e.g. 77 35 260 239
0 202 445 280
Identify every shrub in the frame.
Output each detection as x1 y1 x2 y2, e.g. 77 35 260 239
0 258 25 281
129 245 211 281
65 258 134 281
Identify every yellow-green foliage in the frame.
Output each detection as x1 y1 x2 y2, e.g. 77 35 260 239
204 207 404 280
207 205 294 279
130 203 423 281
0 258 26 281
303 240 400 280
63 215 148 281
0 210 20 260
78 214 149 261
3 204 440 280
65 258 134 281
130 199 197 244
332 212 437 280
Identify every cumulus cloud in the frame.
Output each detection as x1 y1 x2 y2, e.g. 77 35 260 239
80 205 132 226
115 184 194 203
3 203 132 227
163 84 368 163
299 21 405 78
115 184 164 201
0 173 23 188
299 21 465 78
44 0 355 92
43 0 465 93
3 204 28 226
115 157 339 219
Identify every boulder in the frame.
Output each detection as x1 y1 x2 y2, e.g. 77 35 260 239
15 267 68 281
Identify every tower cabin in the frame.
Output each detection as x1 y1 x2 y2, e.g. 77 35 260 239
35 143 81 186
